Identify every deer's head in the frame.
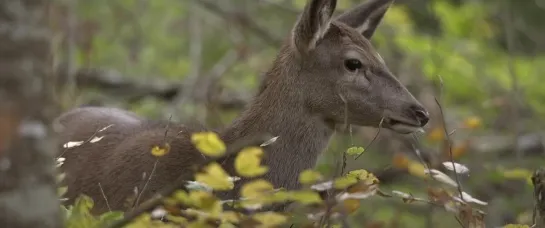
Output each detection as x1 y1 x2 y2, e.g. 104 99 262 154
283 0 429 134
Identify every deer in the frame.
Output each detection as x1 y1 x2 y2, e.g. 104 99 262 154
54 0 430 215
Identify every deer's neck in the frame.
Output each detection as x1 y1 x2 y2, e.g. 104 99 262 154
220 83 334 190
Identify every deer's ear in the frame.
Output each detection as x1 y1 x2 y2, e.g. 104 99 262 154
292 0 337 53
336 0 393 39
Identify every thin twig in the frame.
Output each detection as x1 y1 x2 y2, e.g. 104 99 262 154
98 183 112 212
355 118 383 160
433 75 464 201
133 116 173 208
133 160 158 208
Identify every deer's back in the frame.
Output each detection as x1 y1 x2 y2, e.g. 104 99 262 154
55 107 208 213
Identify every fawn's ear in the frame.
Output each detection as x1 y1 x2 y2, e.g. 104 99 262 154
336 0 394 39
292 0 337 54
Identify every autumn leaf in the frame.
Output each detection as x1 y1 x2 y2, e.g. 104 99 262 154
234 146 268 177
299 169 323 184
291 190 323 205
252 212 288 227
347 169 379 184
239 179 275 209
194 163 234 191
187 190 222 215
333 176 358 189
407 161 427 178
171 190 191 205
151 143 170 157
240 179 274 199
191 132 226 157
270 190 292 203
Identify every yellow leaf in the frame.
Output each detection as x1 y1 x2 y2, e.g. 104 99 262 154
407 161 427 179
298 169 323 184
219 211 241 224
333 176 358 189
191 132 226 157
501 168 533 185
463 116 482 129
347 169 379 184
187 191 222 215
165 214 188 225
172 190 191 205
291 190 323 205
252 212 288 227
270 190 292 203
195 163 233 191
151 143 170 157
427 127 444 142
235 147 268 177
240 179 274 199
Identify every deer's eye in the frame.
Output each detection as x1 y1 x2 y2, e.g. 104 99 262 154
344 59 362 72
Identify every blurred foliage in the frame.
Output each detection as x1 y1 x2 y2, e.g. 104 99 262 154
58 132 497 227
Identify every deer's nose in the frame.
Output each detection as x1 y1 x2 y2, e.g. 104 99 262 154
411 106 430 127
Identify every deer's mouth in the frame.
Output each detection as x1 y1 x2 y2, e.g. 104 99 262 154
384 117 423 134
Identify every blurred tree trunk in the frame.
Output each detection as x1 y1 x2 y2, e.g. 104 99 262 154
0 1 62 228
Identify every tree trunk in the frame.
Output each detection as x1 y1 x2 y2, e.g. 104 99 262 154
0 1 62 227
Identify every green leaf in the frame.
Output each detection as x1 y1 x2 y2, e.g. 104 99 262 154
333 176 358 189
98 211 124 224
346 146 365 156
73 195 94 213
298 169 323 184
291 190 323 205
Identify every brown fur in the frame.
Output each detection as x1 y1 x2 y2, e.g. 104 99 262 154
54 0 429 214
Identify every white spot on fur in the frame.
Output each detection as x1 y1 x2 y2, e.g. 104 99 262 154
55 157 65 168
376 52 385 64
98 124 114 132
260 136 279 147
89 136 104 143
63 141 84 148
